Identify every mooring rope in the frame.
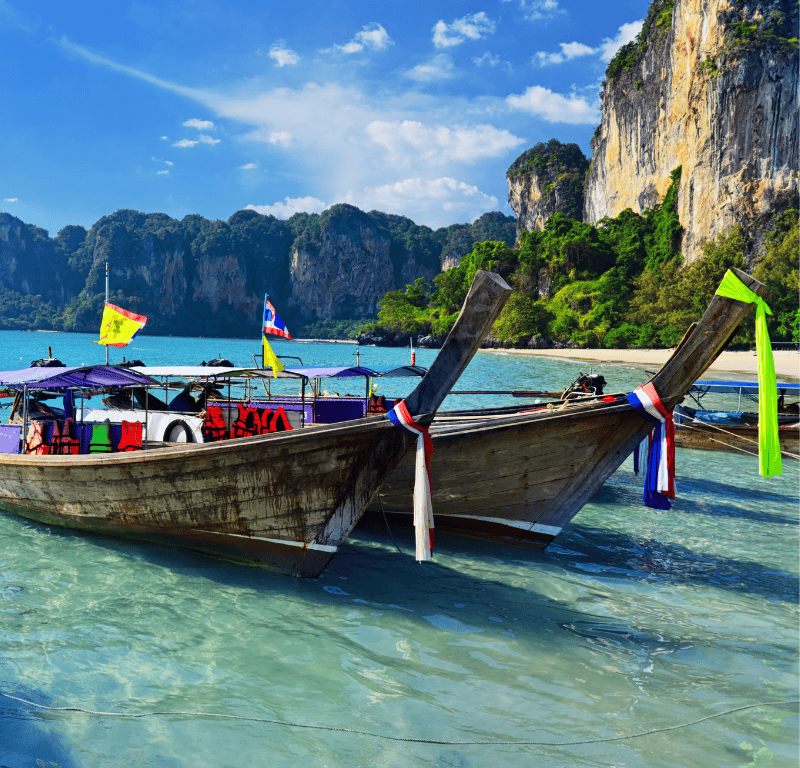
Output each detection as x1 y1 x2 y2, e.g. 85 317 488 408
1 691 796 746
678 416 800 460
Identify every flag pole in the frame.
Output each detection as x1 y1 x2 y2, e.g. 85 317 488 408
105 263 109 365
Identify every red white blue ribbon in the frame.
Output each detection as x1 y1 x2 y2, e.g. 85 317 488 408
627 383 675 509
387 400 434 561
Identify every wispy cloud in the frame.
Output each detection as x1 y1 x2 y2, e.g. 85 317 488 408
537 41 595 65
267 131 291 146
173 138 198 148
406 54 456 82
157 170 169 175
599 20 643 61
239 162 257 170
3 197 18 202
502 0 565 21
198 134 220 145
268 43 299 67
183 118 215 130
432 12 495 48
506 85 599 124
365 120 523 165
246 196 327 218
344 178 498 225
332 22 393 54
473 52 501 67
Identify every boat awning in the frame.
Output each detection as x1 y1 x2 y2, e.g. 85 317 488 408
689 380 800 397
0 365 158 391
288 365 427 379
130 365 305 381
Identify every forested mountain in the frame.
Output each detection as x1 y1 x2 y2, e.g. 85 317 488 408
0 207 515 338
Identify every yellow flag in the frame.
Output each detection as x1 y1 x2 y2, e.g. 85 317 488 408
93 303 147 347
262 335 285 378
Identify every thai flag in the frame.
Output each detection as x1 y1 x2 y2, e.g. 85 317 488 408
627 383 675 510
263 297 291 340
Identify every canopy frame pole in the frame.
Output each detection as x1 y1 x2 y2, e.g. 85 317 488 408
105 263 109 365
22 384 28 454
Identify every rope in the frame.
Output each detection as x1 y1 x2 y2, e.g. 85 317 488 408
679 417 800 460
1 691 796 746
379 500 437 586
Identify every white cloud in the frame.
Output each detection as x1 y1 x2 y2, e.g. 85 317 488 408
535 41 597 65
3 197 18 202
160 135 168 140
239 162 257 170
157 170 169 175
600 20 644 61
173 138 198 147
433 12 495 48
198 134 220 145
406 54 456 82
473 52 501 67
269 44 300 68
164 160 173 166
334 22 393 54
268 131 292 146
344 178 498 226
246 196 327 218
506 85 599 124
183 118 215 130
502 0 565 21
365 120 524 165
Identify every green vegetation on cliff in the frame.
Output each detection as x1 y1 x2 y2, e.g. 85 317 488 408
365 169 799 348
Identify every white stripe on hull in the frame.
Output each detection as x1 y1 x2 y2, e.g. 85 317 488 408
195 530 339 553
386 512 562 536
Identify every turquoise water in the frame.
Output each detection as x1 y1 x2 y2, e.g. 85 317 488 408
1 331 798 767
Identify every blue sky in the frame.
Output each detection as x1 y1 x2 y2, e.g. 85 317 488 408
1 0 646 235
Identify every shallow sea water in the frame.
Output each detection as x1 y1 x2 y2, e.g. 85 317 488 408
0 331 798 767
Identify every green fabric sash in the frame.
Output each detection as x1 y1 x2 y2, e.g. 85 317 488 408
715 270 782 477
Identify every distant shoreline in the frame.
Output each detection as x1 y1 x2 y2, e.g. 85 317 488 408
479 346 800 380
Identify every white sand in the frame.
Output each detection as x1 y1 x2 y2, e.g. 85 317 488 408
479 347 799 380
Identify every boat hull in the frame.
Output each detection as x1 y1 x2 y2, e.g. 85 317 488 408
371 401 653 549
674 423 799 459
0 418 408 577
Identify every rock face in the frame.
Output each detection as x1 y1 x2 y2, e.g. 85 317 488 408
0 205 517 335
289 206 394 320
585 0 799 262
507 140 590 239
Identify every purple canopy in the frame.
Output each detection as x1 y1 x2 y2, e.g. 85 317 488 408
0 365 157 391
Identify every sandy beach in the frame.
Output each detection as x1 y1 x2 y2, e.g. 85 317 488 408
479 346 799 380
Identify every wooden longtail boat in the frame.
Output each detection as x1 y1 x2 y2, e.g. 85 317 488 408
371 269 772 550
0 270 511 576
673 380 799 459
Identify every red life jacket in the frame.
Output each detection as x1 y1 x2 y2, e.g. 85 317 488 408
367 394 387 414
231 404 260 438
118 420 143 451
267 407 293 432
25 421 51 455
259 408 273 434
51 418 80 455
203 405 229 442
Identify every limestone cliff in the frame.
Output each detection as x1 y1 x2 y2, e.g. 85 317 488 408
507 140 590 239
288 206 394 320
585 0 799 261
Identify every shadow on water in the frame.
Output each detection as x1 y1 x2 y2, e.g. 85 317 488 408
592 481 800 526
0 687 75 768
556 521 799 603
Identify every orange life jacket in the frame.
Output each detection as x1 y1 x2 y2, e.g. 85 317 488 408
25 421 51 455
118 420 143 451
231 404 260 438
51 418 80 455
203 405 229 442
259 408 273 434
267 407 293 432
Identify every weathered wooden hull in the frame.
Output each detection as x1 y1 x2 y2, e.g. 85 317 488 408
371 268 770 550
372 401 652 549
674 423 799 459
0 419 408 577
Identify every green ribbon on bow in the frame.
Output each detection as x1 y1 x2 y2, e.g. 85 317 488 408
715 270 782 477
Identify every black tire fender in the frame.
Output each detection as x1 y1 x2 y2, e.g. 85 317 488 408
163 419 194 443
